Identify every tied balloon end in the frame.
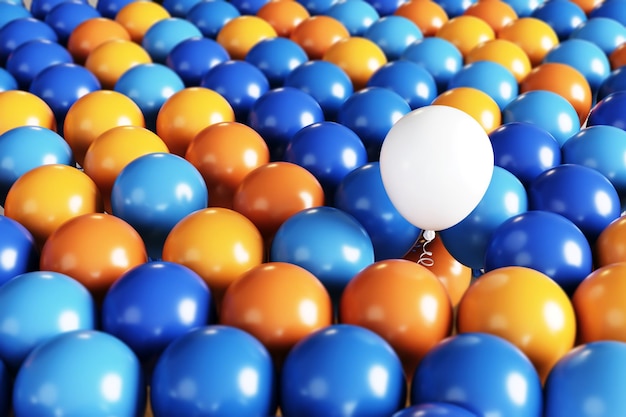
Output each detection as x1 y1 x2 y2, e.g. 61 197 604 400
417 230 435 267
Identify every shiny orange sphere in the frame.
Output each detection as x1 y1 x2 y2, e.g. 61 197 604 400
256 0 310 37
0 90 56 135
156 87 235 157
432 87 502 133
466 38 532 83
84 39 152 89
609 42 626 70
185 122 270 209
463 0 518 35
457 266 576 382
67 17 131 64
498 17 559 67
436 15 495 58
323 36 387 90
595 215 626 267
221 261 333 363
570 0 602 14
216 15 277 59
340 259 453 375
40 213 148 302
114 1 171 43
4 164 103 248
162 207 265 306
289 15 350 59
394 0 449 37
233 162 325 242
63 90 145 167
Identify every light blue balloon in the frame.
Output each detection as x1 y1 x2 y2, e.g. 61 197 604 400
402 37 463 94
569 17 626 56
141 17 203 63
364 15 423 61
448 61 519 110
326 0 380 36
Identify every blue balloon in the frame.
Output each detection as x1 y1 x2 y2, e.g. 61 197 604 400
185 0 240 39
44 1 100 45
281 324 406 417
502 90 580 146
597 66 626 102
440 166 528 270
247 86 325 161
367 0 405 15
141 17 203 63
364 15 423 61
448 61 518 110
95 0 134 18
0 17 58 65
229 0 269 14
337 86 411 161
489 122 561 187
284 59 353 121
334 162 421 261
367 60 437 110
0 359 10 417
528 164 621 243
569 17 626 56
162 0 203 16
504 0 544 16
393 403 478 417
29 0 79 20
151 325 277 417
484 210 593 295
0 271 95 372
411 333 542 417
587 91 626 130
589 0 626 26
326 0 380 36
165 37 229 87
110 152 208 260
0 68 16 92
5 39 73 90
13 330 145 417
0 3 30 30
544 341 626 417
102 261 212 364
201 59 269 123
270 206 375 303
402 37 463 94
0 216 38 286
284 121 368 202
245 37 308 88
531 0 587 40
434 0 476 17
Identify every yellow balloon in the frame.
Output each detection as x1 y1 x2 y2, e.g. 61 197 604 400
0 90 56 135
432 87 502 133
466 38 532 83
323 37 387 90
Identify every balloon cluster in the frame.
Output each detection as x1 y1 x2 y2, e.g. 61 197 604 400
0 0 625 415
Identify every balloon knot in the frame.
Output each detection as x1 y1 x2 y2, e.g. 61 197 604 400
417 230 435 267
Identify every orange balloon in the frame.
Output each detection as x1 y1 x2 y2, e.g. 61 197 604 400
63 90 145 167
289 15 350 59
323 37 387 90
40 213 148 302
570 0 602 14
84 39 152 89
221 261 333 364
256 0 310 37
83 125 170 213
466 38 532 83
436 15 495 58
67 17 131 64
595 215 626 267
394 0 449 37
162 207 265 307
432 87 502 133
4 164 103 248
403 233 472 307
114 1 171 43
457 266 576 382
609 42 626 71
572 262 626 344
0 90 56 135
216 15 277 60
156 87 235 157
233 162 325 242
340 259 453 375
185 122 270 209
498 17 559 67
463 0 518 35
520 62 592 124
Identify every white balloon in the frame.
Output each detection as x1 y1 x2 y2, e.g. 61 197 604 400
379 105 494 231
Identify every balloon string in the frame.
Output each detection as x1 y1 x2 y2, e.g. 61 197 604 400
417 230 435 267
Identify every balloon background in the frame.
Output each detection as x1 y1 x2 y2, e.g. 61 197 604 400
0 0 625 415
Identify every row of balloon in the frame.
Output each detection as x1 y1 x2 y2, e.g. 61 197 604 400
0 0 625 415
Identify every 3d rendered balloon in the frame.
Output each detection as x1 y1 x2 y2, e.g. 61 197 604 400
0 216 38 287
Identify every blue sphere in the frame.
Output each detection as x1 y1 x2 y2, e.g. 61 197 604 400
245 37 308 88
326 0 380 36
504 0 544 17
166 37 229 87
201 59 270 122
0 17 58 65
229 0 269 13
185 0 240 39
0 68 16 92
0 271 95 372
448 61 518 110
29 0 80 20
367 60 437 110
162 0 203 17
0 359 10 417
402 37 463 94
411 333 543 417
0 216 38 286
587 91 626 130
110 152 208 260
0 3 31 30
367 0 408 15
141 17 203 63
334 162 421 261
364 15 422 60
393 403 478 417
95 0 135 18
102 261 212 364
151 325 277 417
5 39 73 90
13 330 145 417
589 0 626 26
597 66 626 102
569 17 626 56
43 1 100 45
434 0 476 17
281 324 406 417
296 0 339 15
284 59 353 121
531 0 587 40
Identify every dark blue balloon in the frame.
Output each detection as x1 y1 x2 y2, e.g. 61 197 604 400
151 325 277 417
587 91 626 131
185 0 240 39
589 0 626 26
247 86 325 161
162 0 203 17
367 0 405 15
544 341 626 417
102 261 212 363
0 216 39 286
411 332 543 417
5 39 73 90
334 162 421 261
229 0 269 14
270 206 375 302
433 0 476 17
44 1 100 45
569 17 626 56
284 59 353 121
326 0 380 36
141 17 203 63
0 3 31 30
504 0 544 16
295 0 338 14
489 122 561 187
281 324 406 417
597 67 626 102
485 210 593 295
245 37 308 88
0 17 58 65
201 59 270 122
0 68 16 92
95 0 135 18
29 0 79 20
337 86 411 161
531 0 587 40
364 15 423 61
284 121 368 201
393 403 478 417
0 359 10 417
402 37 463 94
165 37 229 87
440 166 528 270
367 60 437 110
448 61 518 110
